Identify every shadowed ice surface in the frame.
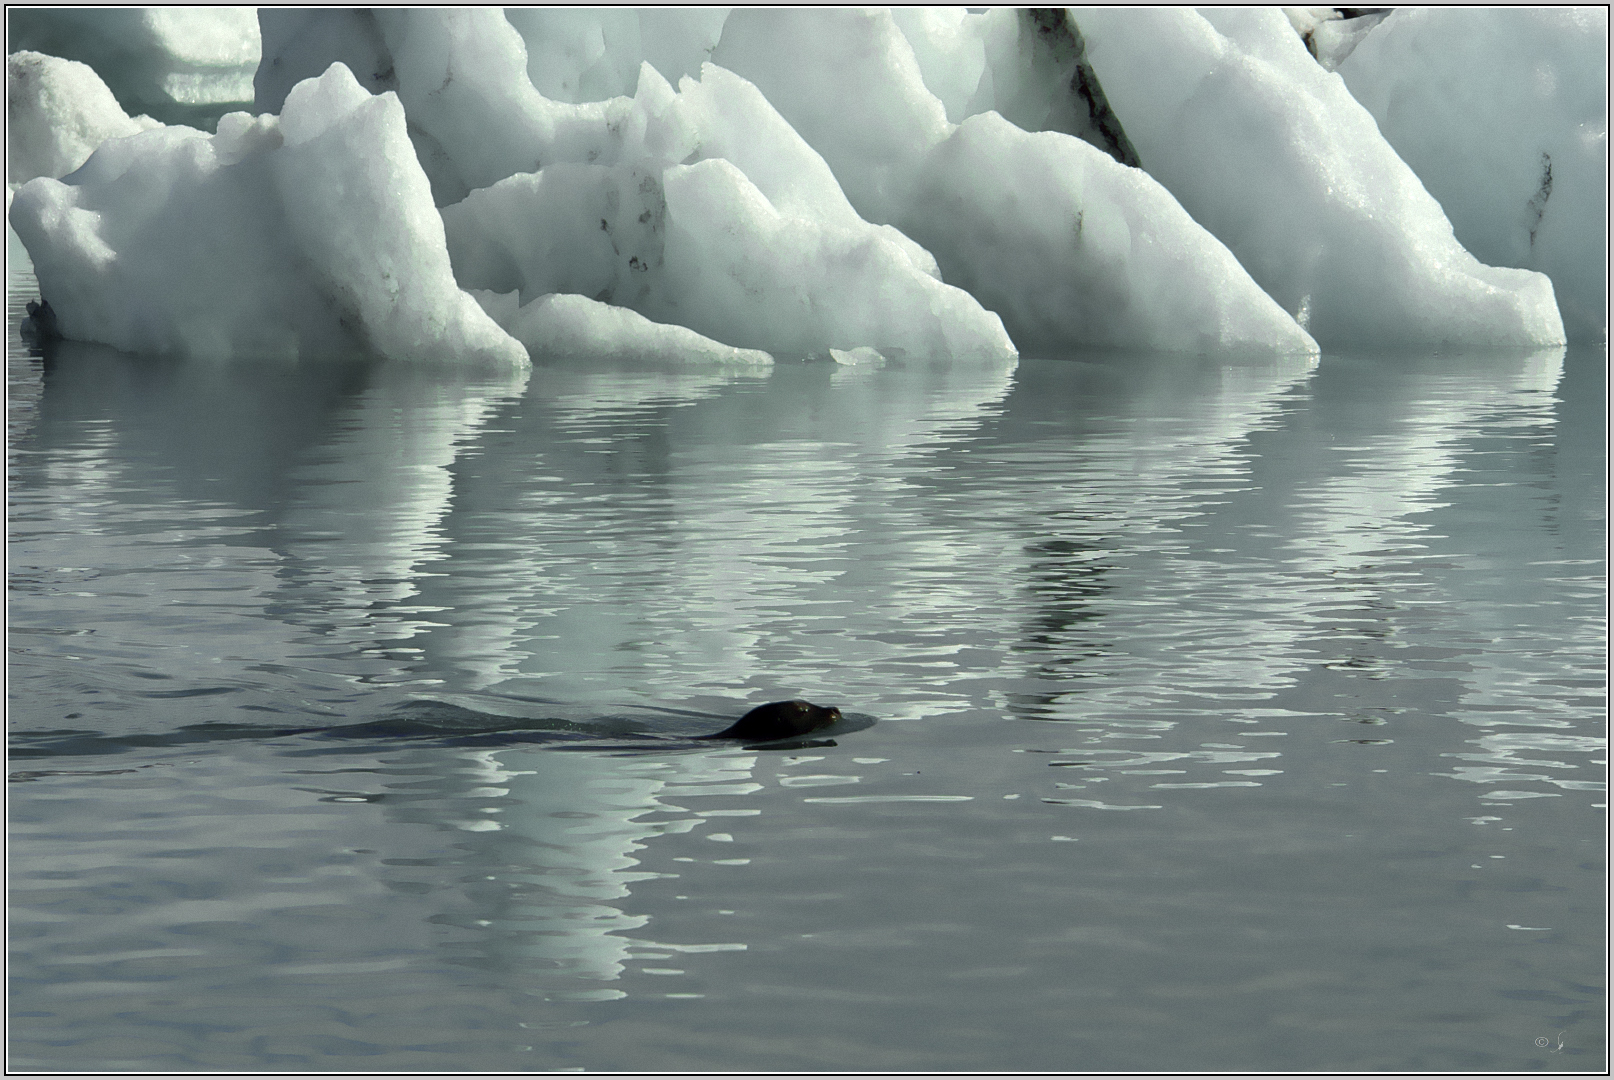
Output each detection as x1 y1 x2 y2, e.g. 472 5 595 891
7 244 1604 1071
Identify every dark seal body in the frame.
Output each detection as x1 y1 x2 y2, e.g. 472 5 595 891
702 700 843 741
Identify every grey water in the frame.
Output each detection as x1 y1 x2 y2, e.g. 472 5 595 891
7 243 1605 1072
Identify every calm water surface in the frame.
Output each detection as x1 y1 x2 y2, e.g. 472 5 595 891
7 247 1606 1072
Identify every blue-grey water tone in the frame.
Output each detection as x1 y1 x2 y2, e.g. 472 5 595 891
8 244 1605 1072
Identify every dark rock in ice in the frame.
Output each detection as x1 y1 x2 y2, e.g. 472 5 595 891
1016 9 1141 169
1527 152 1553 249
23 300 61 341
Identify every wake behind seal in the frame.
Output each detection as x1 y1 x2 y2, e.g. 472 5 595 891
700 700 843 742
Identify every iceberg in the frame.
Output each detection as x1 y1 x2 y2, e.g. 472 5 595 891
427 51 1013 361
651 153 1009 361
479 291 772 367
504 7 729 105
9 63 525 365
1338 7 1607 343
443 128 1011 362
249 9 1010 362
713 7 1317 355
895 8 1139 167
7 7 259 130
257 8 647 207
8 51 162 187
9 7 1599 366
257 8 606 207
1075 7 1566 349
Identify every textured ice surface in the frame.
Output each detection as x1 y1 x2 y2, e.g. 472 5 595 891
715 7 1315 356
1076 6 1566 349
9 63 525 365
1340 7 1607 343
8 51 162 186
477 291 773 366
505 7 729 104
439 61 1012 362
10 7 1597 365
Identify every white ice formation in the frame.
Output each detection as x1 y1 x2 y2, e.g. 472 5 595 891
1075 6 1567 349
8 7 1601 366
477 291 772 367
1339 6 1608 344
9 63 523 365
1281 8 1388 72
7 52 162 187
712 7 1319 356
504 8 730 105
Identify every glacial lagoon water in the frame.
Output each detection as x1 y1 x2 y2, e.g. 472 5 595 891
7 250 1605 1072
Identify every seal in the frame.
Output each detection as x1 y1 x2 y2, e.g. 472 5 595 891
700 700 843 742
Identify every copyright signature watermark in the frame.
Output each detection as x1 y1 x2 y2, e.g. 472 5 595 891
1534 1031 1565 1053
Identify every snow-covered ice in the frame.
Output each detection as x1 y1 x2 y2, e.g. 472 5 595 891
8 7 1599 366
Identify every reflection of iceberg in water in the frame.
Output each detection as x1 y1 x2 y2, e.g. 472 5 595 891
1257 346 1598 799
7 331 527 726
375 742 760 997
1240 350 1572 716
962 351 1322 722
983 348 1580 741
412 358 1017 710
1273 348 1569 680
538 363 772 418
271 360 529 659
1282 348 1564 572
414 360 776 693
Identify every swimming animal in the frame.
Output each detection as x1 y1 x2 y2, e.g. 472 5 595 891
700 700 843 742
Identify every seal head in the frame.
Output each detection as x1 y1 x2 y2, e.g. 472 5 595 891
702 700 843 742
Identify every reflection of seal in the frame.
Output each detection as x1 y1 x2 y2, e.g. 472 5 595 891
701 700 843 742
